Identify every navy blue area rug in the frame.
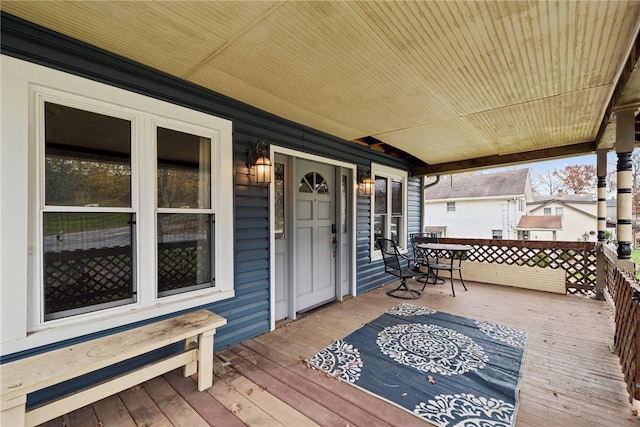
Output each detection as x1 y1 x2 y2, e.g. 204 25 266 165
306 303 527 426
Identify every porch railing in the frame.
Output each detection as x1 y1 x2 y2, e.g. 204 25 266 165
601 243 640 408
437 238 596 294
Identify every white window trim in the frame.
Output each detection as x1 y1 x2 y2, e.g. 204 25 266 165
1 56 234 354
370 163 408 261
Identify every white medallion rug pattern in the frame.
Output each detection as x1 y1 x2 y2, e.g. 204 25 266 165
307 303 527 427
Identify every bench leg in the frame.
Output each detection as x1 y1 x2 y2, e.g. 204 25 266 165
2 394 26 427
197 330 215 391
183 335 198 378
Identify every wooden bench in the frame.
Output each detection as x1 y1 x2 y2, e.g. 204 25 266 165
1 309 226 426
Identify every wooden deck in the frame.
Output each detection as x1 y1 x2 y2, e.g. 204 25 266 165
40 280 639 426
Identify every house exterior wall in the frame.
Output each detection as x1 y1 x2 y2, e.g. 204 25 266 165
0 12 421 397
424 197 525 239
528 201 597 241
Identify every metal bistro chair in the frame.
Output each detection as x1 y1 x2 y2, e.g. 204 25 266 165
377 238 425 299
410 233 444 285
425 247 469 297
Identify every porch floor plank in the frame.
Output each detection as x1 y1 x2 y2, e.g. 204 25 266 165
217 367 319 426
163 368 246 427
119 381 173 427
241 339 428 426
35 280 639 426
205 365 292 426
226 343 404 427
63 405 100 427
91 394 136 427
143 376 209 427
219 347 354 426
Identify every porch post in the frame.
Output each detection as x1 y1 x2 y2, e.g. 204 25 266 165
595 150 607 300
615 108 635 262
597 151 607 243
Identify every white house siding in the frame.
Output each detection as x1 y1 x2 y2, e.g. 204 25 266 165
424 197 525 239
528 201 597 242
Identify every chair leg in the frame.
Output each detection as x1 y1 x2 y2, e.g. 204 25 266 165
387 278 421 299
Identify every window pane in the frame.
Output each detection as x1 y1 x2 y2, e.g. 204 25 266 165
390 216 400 244
391 180 402 215
45 103 131 207
43 212 135 320
299 172 328 194
374 214 386 250
157 213 213 297
314 173 329 194
157 127 211 209
275 163 285 239
299 173 313 193
374 176 387 214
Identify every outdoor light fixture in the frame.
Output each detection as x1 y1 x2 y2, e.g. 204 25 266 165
249 139 272 184
359 173 374 196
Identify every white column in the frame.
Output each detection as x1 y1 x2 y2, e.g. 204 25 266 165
615 108 635 260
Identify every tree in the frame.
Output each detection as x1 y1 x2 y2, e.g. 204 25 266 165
556 164 596 194
533 168 562 195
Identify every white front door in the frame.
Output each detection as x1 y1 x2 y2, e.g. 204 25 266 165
294 158 336 312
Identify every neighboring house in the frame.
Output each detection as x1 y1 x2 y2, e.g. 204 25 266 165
423 169 533 239
0 16 424 403
515 215 563 241
525 195 598 241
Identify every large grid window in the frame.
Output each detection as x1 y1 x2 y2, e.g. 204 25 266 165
42 103 135 320
371 164 407 253
37 94 229 323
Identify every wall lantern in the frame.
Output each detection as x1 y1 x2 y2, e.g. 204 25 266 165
359 174 374 196
248 139 272 184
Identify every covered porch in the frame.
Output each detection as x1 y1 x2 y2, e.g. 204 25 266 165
40 280 634 426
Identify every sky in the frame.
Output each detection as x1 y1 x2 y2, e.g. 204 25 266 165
492 151 619 177
488 151 626 196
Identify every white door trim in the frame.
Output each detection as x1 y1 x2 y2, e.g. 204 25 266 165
268 145 357 330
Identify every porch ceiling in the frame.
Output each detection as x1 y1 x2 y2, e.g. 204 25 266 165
3 1 640 175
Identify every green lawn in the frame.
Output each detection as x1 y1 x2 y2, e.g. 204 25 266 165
633 250 640 280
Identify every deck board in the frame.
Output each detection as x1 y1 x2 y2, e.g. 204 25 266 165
119 383 172 426
91 394 136 427
241 339 426 426
36 280 639 426
143 376 209 427
220 347 353 426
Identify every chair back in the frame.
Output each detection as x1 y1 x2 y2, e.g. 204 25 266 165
377 238 402 274
410 233 439 262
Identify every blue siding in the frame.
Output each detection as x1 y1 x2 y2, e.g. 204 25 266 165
1 12 424 406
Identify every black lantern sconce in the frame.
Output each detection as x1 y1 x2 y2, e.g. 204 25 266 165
248 139 272 184
358 170 374 196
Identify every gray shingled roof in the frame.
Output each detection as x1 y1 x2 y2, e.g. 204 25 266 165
424 169 529 200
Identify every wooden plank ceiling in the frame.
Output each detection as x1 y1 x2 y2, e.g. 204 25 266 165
2 1 640 175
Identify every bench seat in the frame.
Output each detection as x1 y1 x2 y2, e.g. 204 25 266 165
1 309 226 426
